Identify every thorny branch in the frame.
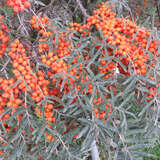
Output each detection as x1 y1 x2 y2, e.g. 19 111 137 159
36 0 56 16
91 140 100 160
76 0 90 18
0 58 10 73
156 1 160 24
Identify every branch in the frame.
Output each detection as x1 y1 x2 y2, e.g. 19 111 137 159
17 12 29 36
76 0 90 18
36 0 56 15
156 1 160 24
0 58 10 73
91 140 100 160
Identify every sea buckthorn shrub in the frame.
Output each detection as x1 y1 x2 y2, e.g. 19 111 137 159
0 1 160 160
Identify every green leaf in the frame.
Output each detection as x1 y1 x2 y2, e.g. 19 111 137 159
138 75 156 86
46 140 61 154
18 71 31 92
46 95 65 106
138 99 154 117
35 126 46 144
127 144 154 150
10 78 22 89
114 57 127 72
46 126 60 137
131 151 155 158
76 126 89 139
98 29 106 42
126 129 146 137
119 92 134 108
87 49 101 67
124 77 137 94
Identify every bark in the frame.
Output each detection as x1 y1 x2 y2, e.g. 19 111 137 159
91 140 100 160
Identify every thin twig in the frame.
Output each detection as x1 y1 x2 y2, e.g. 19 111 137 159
58 135 82 160
17 12 29 36
0 58 10 72
76 0 90 18
24 90 32 127
36 0 55 15
156 1 160 24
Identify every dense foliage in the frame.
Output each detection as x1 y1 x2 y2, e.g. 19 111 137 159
0 0 160 160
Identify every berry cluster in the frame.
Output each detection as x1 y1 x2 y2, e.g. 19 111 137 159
0 39 57 143
30 16 72 57
9 39 58 141
7 0 31 13
93 97 112 121
0 16 9 58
